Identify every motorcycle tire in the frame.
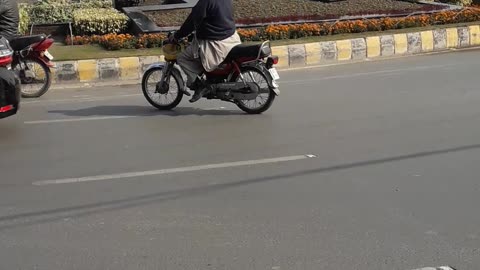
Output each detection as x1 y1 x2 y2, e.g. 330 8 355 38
141 66 184 110
14 57 52 98
233 66 276 114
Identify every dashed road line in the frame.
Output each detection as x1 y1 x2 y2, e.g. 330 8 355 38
24 116 137 124
32 154 317 185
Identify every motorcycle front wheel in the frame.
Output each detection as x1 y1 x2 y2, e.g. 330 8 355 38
13 58 52 98
141 66 184 110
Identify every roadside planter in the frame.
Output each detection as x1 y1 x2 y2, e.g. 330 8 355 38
28 22 73 42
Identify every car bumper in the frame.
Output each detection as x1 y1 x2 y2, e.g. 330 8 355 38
0 70 21 119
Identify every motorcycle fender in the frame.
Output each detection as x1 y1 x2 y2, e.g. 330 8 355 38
32 55 55 68
145 62 166 71
145 62 180 78
45 60 55 68
272 86 280 96
144 62 187 92
252 64 280 96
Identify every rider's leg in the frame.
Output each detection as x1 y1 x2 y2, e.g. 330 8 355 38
177 45 211 102
177 45 204 89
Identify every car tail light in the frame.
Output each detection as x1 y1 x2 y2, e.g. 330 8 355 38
0 105 14 113
0 55 12 66
0 49 12 66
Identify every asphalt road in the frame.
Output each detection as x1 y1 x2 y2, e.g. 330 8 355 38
1 50 480 270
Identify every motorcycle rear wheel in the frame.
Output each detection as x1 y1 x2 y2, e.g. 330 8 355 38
234 67 275 114
13 58 52 98
142 66 184 110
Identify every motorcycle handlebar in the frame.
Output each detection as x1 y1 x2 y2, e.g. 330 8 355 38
162 31 194 46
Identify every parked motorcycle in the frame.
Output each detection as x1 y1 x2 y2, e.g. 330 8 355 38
9 34 55 98
0 36 21 119
141 33 280 114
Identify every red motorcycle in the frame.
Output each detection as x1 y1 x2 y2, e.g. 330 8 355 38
141 33 280 114
9 34 55 98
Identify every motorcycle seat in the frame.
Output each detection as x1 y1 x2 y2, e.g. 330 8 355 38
225 43 271 62
9 35 46 51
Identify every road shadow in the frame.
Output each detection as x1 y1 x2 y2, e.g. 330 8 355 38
49 105 245 117
2 143 480 231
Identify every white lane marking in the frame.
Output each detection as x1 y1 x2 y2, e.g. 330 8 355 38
280 64 458 85
24 116 137 124
32 154 317 185
204 106 226 110
411 266 455 270
22 94 142 105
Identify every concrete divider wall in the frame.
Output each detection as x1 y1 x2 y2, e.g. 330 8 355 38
54 25 480 84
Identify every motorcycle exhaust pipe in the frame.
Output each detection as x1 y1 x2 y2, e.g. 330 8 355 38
214 82 259 93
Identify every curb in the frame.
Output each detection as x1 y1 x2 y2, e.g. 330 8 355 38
52 25 480 86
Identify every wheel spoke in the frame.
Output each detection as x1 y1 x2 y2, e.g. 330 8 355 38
15 59 48 95
236 69 271 110
145 69 180 106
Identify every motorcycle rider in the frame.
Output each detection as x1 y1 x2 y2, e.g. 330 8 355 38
0 0 19 41
170 0 241 102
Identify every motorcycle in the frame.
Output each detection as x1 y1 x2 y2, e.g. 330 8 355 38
9 34 55 98
141 33 280 114
0 36 21 119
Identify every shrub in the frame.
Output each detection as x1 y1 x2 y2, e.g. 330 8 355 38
65 35 102 45
28 1 72 24
18 4 30 35
444 0 473 6
264 25 290 40
237 29 263 41
72 8 129 35
98 34 136 50
76 0 113 8
27 0 112 25
65 33 167 50
137 33 166 48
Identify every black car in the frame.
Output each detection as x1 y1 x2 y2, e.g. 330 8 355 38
0 36 20 119
0 68 20 119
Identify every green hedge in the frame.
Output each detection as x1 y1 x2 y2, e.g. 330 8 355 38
18 4 30 35
25 0 113 25
73 8 130 35
457 0 473 5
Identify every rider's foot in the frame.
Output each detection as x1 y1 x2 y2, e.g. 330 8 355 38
189 87 209 103
188 77 208 103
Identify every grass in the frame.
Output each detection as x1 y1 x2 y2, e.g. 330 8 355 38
50 22 479 61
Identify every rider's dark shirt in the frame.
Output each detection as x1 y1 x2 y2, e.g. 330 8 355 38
174 0 236 41
0 0 19 41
